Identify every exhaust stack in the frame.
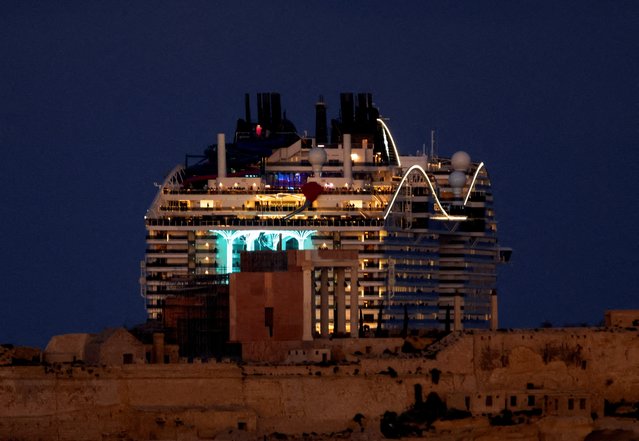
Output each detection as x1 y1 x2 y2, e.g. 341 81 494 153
315 95 327 144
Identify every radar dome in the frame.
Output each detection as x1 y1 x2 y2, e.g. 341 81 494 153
309 146 327 177
309 147 327 166
451 151 471 171
448 170 467 188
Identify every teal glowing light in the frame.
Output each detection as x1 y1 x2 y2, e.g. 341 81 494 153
210 229 316 273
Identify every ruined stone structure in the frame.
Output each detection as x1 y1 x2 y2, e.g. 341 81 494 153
42 328 179 366
3 327 639 440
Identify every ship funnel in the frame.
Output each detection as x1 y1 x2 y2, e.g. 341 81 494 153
315 95 327 144
262 93 271 131
217 133 227 179
244 93 251 124
340 93 354 131
271 93 281 130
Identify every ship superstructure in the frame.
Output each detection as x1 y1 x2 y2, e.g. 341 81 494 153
142 93 507 335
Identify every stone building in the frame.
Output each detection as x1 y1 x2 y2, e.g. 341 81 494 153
229 249 360 361
85 328 146 365
43 333 91 364
604 309 639 328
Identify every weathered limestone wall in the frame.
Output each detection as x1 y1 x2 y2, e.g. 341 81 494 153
0 363 413 439
464 329 639 402
2 328 639 440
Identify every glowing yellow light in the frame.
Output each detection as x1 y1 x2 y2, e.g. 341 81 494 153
351 153 359 161
431 215 467 221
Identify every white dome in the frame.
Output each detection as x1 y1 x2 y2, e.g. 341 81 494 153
451 151 471 171
308 147 327 166
448 170 467 188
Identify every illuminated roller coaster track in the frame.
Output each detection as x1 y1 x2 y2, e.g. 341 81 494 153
383 162 485 221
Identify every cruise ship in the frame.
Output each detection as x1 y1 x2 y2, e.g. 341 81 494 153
142 93 509 337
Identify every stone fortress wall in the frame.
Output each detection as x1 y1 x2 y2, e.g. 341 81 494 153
2 327 639 440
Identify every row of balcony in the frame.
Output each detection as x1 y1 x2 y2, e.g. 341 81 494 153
146 217 387 228
159 205 387 213
163 186 396 196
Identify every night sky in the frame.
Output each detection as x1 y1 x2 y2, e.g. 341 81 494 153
2 1 638 348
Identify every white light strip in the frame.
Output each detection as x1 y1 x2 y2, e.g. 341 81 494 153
376 119 401 167
430 215 467 221
463 162 485 205
383 163 484 221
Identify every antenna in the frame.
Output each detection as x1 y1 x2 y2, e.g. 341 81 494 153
430 129 437 160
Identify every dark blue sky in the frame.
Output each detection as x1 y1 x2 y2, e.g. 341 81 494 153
1 1 638 347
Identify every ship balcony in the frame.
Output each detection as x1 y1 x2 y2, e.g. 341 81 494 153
145 252 187 258
195 262 218 267
146 216 386 229
157 205 388 216
394 279 439 288
357 252 386 260
145 266 188 273
359 279 386 287
195 237 218 243
341 239 385 246
195 248 218 254
358 267 386 273
161 185 395 196
146 238 188 244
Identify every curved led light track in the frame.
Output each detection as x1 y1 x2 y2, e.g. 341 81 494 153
376 118 401 167
148 164 186 217
382 162 485 221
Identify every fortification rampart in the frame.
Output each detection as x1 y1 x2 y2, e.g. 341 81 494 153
2 328 639 440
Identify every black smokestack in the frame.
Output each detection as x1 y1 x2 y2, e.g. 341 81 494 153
257 93 264 127
356 93 367 126
271 93 281 130
315 95 327 144
340 92 354 133
262 93 271 131
245 93 251 124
